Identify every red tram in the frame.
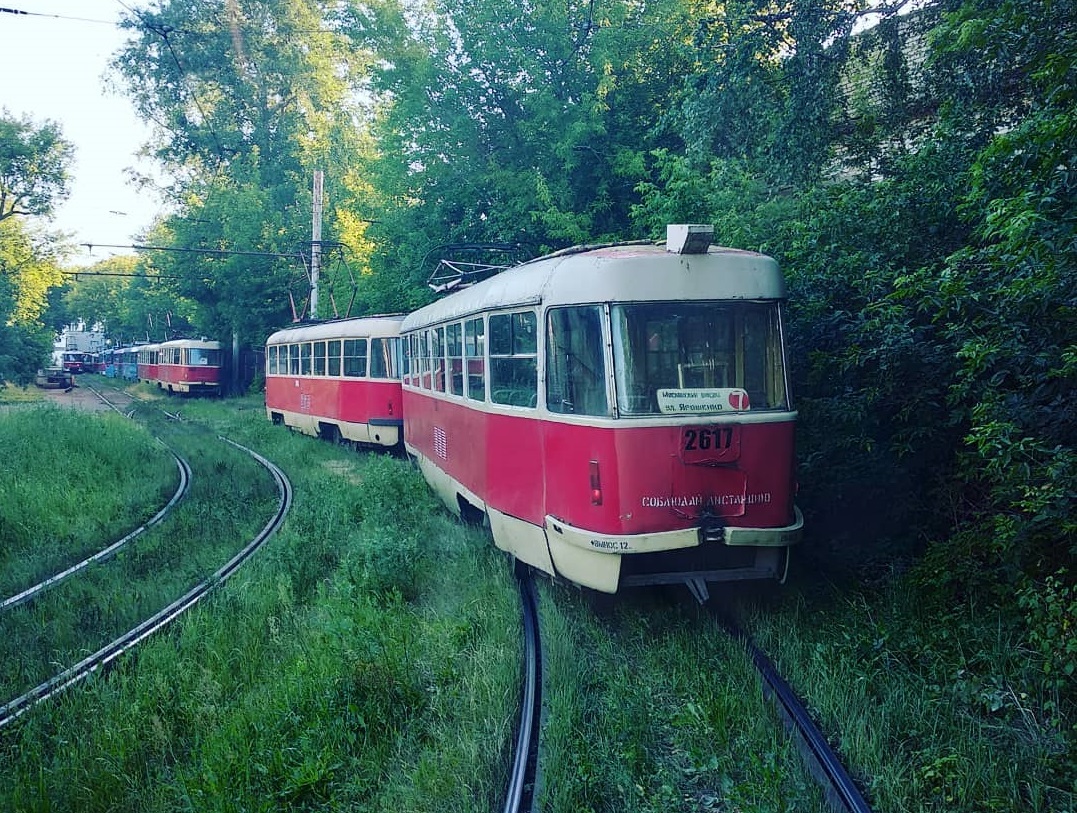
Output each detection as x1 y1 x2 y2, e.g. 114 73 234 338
400 225 801 599
137 343 160 384
264 316 405 448
155 339 223 395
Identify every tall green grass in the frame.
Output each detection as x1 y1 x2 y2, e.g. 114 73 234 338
6 392 1060 811
0 395 521 812
745 576 1075 812
0 405 177 597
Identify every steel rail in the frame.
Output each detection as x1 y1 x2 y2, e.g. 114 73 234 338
0 438 292 729
0 384 190 611
503 566 543 813
0 451 191 612
715 613 874 813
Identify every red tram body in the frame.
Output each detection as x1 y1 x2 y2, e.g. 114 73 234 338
154 339 222 394
400 226 801 599
137 343 160 384
264 316 405 448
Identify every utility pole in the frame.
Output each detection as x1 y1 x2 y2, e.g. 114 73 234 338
311 170 324 320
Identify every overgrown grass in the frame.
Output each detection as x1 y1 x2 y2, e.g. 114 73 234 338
745 571 1076 813
6 390 1063 811
0 404 279 699
0 384 43 404
0 392 521 812
0 405 177 597
538 588 828 812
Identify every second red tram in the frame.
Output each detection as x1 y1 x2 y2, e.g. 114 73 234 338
264 316 405 448
155 339 223 395
399 225 802 599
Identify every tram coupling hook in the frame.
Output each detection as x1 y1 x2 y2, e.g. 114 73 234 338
698 510 725 544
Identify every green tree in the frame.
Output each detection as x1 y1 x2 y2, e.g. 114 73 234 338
112 0 375 344
0 111 73 222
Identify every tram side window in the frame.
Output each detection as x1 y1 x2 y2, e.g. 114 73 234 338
546 306 609 416
267 346 278 376
489 311 537 407
419 331 431 389
300 343 313 376
465 318 486 400
403 334 416 386
370 337 400 379
288 344 300 375
328 340 341 376
343 338 368 377
313 341 327 376
432 327 446 392
446 323 463 396
189 348 220 366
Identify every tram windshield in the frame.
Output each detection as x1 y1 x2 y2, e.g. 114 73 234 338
188 348 221 366
611 301 789 415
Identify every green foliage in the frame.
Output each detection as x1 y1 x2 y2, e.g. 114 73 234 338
0 111 73 221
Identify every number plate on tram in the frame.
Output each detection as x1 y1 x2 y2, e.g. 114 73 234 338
680 425 740 464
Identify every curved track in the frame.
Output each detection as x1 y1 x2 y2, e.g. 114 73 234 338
714 611 874 813
0 450 191 612
0 435 293 729
503 566 543 813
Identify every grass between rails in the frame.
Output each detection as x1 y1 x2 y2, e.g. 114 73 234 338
0 405 177 598
5 389 1068 811
744 572 1076 813
0 393 522 812
538 587 829 813
0 403 279 700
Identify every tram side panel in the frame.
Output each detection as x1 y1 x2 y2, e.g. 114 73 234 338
268 375 402 445
403 391 558 576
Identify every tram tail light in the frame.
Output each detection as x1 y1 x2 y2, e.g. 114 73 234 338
589 460 602 506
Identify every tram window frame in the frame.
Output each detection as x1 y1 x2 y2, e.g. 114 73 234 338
465 317 486 401
328 340 341 376
446 322 463 396
370 337 399 380
489 310 538 408
610 301 789 415
432 327 446 392
300 342 313 376
546 305 610 416
404 334 416 387
313 341 327 376
288 344 300 375
267 346 277 376
343 338 368 378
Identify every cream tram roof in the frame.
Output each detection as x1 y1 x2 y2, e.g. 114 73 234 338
159 338 222 350
402 242 786 333
266 315 406 346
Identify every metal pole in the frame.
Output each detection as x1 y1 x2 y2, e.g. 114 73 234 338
311 170 324 320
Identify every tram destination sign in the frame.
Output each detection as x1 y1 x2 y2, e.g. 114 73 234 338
657 388 750 414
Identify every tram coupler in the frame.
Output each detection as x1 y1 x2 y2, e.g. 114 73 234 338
698 511 725 544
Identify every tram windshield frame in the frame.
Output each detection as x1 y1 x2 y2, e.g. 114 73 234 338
609 300 790 416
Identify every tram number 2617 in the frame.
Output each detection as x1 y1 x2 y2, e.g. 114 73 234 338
683 427 733 452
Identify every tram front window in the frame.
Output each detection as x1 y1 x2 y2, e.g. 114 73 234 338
188 348 221 366
611 302 789 415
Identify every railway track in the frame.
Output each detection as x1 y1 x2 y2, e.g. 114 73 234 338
0 449 191 613
504 565 543 813
0 392 294 730
712 608 875 813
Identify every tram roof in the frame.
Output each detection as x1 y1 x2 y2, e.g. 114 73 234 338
266 314 406 345
158 338 222 350
401 243 785 333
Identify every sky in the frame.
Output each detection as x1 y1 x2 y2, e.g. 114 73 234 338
0 0 159 265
